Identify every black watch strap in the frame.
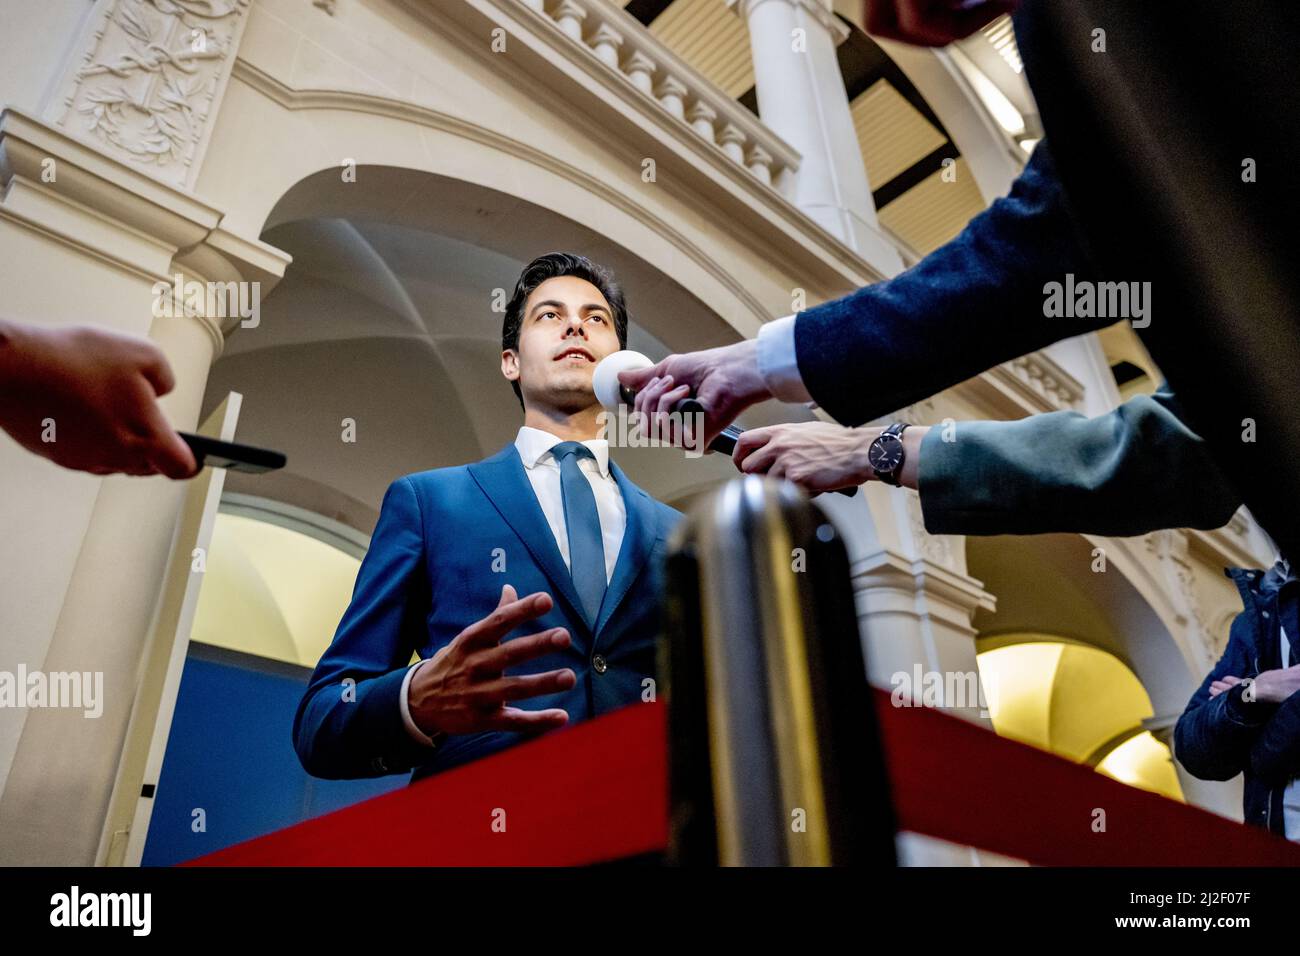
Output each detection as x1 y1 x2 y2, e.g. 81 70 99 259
873 422 910 487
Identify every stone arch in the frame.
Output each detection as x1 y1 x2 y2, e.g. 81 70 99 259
967 533 1197 717
965 532 1241 817
196 65 861 340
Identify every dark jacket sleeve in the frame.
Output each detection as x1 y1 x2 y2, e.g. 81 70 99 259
292 477 436 779
917 386 1242 536
793 142 1113 427
1173 614 1270 781
1249 692 1300 787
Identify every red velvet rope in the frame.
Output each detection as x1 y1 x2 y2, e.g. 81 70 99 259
187 691 1300 866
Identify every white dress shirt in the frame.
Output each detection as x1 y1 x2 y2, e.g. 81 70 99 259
756 314 814 403
510 425 627 583
400 426 628 746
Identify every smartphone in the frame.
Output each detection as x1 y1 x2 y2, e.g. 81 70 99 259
178 432 287 474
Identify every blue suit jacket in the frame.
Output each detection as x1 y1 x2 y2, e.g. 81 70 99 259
292 443 682 782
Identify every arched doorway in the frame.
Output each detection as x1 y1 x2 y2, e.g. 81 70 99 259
141 498 401 865
977 635 1183 799
965 533 1221 811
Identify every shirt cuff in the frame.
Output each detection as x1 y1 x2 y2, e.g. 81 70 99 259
400 660 441 747
757 315 814 404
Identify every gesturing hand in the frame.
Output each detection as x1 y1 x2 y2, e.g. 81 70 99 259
407 585 576 737
0 321 198 479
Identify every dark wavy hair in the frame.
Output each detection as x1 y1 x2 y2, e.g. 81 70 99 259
502 252 629 409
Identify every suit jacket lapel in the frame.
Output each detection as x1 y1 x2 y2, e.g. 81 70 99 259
593 460 661 638
467 444 590 634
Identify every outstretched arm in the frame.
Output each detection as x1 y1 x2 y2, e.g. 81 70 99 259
733 386 1241 538
790 142 1111 426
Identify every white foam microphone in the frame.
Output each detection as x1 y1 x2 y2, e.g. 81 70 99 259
592 349 655 413
594 350 743 454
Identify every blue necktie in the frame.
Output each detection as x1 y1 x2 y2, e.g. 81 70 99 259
550 441 607 627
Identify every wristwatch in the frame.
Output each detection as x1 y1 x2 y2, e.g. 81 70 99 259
867 422 911 486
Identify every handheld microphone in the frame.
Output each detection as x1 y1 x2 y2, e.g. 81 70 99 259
593 351 742 452
593 350 857 497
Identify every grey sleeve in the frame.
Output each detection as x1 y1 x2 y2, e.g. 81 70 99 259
917 388 1242 537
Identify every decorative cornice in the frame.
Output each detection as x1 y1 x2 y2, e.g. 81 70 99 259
49 0 253 189
0 108 289 347
401 0 886 293
850 547 997 619
230 57 861 333
0 108 219 241
1002 353 1085 410
1187 510 1274 574
952 348 1086 418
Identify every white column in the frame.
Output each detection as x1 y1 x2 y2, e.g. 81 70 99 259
655 75 689 120
0 111 289 865
623 50 657 95
817 481 997 866
730 0 904 275
686 99 719 142
553 0 588 41
588 23 625 69
717 122 747 164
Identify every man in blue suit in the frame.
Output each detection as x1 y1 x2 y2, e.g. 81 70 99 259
293 253 682 781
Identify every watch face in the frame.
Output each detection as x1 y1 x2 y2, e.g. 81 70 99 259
869 433 905 473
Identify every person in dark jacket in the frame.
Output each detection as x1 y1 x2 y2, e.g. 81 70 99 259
1174 559 1300 839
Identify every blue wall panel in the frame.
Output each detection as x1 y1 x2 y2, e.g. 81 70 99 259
142 647 404 866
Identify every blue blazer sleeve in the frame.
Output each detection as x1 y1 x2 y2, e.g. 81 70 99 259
1173 615 1269 781
917 387 1242 537
793 143 1113 426
292 477 436 779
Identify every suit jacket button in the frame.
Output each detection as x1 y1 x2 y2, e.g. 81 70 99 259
592 654 608 674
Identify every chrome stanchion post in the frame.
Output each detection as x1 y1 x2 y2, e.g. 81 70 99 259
663 476 895 865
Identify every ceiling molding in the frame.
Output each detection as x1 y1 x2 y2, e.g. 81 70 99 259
232 57 881 340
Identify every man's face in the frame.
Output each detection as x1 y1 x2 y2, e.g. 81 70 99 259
502 275 622 414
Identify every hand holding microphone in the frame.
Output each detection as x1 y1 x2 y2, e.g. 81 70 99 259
596 349 857 496
612 340 770 450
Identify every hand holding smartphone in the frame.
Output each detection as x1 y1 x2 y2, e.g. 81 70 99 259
178 432 286 474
